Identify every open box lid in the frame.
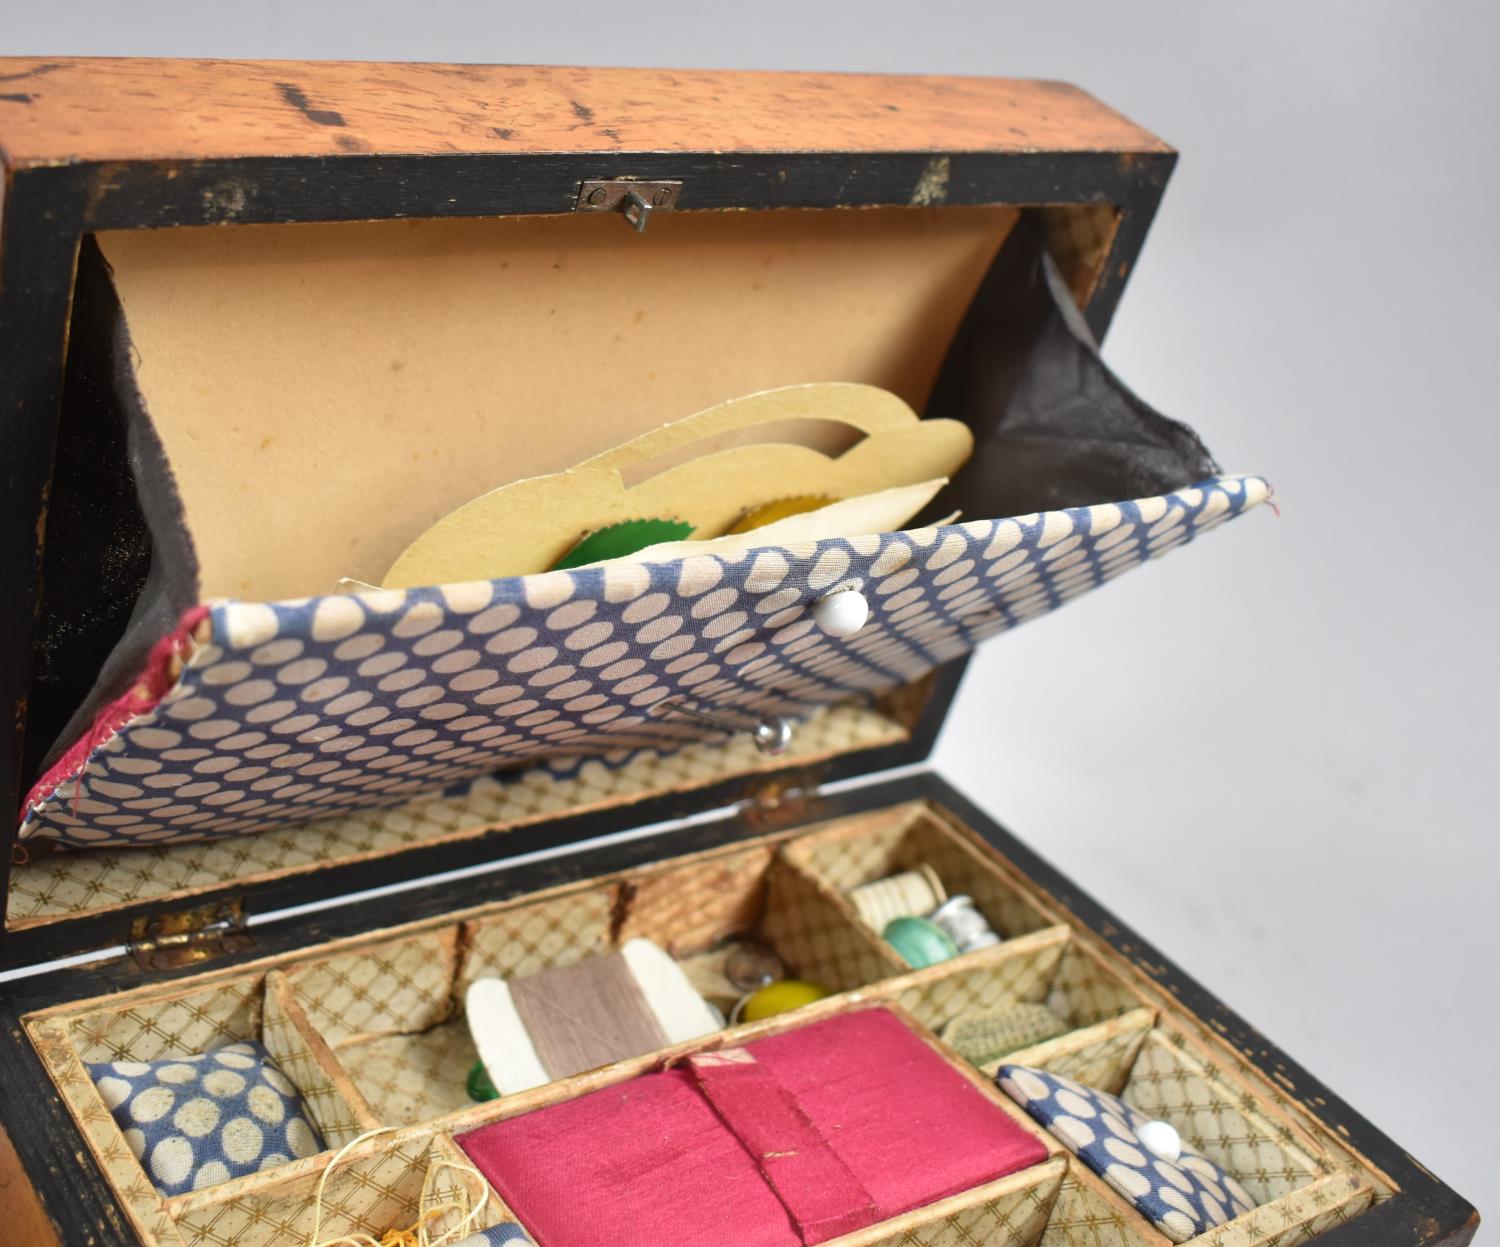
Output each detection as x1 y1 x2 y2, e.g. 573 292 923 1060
0 59 1186 969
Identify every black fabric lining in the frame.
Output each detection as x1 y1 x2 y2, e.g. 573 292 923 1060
26 238 199 780
921 212 1217 524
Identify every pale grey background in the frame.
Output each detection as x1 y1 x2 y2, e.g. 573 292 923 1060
4 0 1495 1230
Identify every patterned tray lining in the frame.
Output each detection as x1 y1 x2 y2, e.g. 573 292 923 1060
27 801 1388 1247
7 700 907 928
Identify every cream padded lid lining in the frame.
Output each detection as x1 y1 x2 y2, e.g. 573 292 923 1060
98 206 1017 602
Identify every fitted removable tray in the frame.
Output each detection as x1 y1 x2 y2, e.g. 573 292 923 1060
0 773 1479 1245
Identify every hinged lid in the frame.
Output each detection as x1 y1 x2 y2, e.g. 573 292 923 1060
0 59 1178 970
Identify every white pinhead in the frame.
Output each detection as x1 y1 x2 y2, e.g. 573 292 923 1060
1138 1119 1183 1164
813 589 869 638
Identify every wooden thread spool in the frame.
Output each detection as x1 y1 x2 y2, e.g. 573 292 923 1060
847 864 946 931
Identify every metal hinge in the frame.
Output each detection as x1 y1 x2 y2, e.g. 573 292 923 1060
740 769 830 833
575 179 682 232
128 898 254 973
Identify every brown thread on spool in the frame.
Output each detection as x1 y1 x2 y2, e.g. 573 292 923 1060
510 953 668 1080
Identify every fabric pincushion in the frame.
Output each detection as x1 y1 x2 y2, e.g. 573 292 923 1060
449 1227 533 1246
997 1064 1256 1242
457 1007 1048 1246
87 1041 326 1196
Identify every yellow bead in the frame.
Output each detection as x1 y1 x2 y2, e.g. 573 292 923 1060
740 979 829 1021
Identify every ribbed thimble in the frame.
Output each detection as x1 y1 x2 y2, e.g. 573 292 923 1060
928 894 1001 953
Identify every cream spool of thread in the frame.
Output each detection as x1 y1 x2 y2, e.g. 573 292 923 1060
848 864 946 931
928 894 1000 953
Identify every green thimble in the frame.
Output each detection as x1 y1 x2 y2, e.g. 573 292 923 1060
466 1059 499 1103
941 1002 1070 1065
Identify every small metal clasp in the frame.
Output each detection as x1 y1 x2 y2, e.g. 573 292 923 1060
576 179 682 233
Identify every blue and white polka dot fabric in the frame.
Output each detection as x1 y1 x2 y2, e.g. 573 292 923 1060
88 1041 325 1195
997 1064 1256 1242
451 1226 533 1246
23 474 1270 848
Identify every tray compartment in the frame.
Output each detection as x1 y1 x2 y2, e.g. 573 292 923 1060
166 1128 524 1247
1122 1033 1325 1209
981 1007 1157 1089
288 927 476 1128
26 970 381 1244
783 804 1060 950
23 800 1385 1247
1046 938 1156 1029
61 977 366 1153
256 972 377 1148
879 925 1072 1035
997 1013 1374 1247
757 853 909 992
866 914 1154 1073
291 845 903 1127
286 927 460 1048
441 997 1072 1247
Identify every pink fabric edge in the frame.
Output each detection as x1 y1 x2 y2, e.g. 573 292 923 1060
20 605 212 824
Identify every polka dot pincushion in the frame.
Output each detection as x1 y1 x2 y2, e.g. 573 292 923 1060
88 1041 326 1195
997 1064 1256 1243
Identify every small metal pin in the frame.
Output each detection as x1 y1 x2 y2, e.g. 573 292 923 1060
653 698 793 756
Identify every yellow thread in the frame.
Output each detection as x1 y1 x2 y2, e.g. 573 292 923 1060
307 1127 491 1247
